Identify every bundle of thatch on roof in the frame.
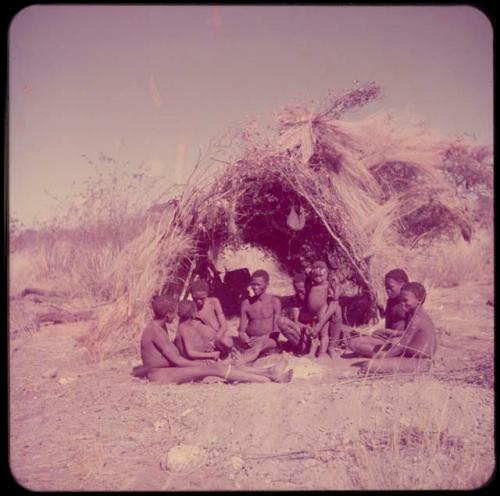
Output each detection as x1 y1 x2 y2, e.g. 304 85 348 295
81 82 492 362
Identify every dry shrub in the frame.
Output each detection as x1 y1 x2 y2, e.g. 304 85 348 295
404 229 493 289
81 211 195 362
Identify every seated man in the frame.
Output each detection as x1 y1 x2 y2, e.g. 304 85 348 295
236 270 282 365
189 278 233 356
345 268 409 350
352 282 437 375
132 295 292 384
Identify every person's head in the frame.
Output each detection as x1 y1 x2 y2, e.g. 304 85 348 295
250 270 270 297
177 299 197 321
384 269 409 299
190 279 209 309
151 295 177 323
400 282 426 313
311 260 328 285
292 272 307 301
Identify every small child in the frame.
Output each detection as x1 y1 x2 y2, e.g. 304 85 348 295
303 261 342 359
308 269 343 358
277 272 309 353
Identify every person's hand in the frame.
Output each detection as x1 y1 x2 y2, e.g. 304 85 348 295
239 333 249 345
205 341 216 352
201 359 215 365
309 325 320 338
248 336 261 346
302 325 312 336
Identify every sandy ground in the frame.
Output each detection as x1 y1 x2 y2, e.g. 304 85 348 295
9 282 494 490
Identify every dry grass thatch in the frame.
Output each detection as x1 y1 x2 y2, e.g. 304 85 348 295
82 82 492 361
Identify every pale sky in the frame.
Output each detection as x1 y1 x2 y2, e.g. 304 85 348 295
9 5 493 226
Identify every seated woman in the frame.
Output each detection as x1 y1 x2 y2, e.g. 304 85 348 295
352 282 437 375
133 295 293 384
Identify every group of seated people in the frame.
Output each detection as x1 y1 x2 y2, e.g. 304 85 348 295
133 262 437 384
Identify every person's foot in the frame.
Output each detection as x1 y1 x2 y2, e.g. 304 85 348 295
270 356 289 377
272 368 294 383
327 347 337 359
317 352 331 363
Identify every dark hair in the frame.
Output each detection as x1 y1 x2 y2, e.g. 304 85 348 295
251 270 270 283
401 282 426 303
293 272 307 284
312 260 327 269
177 300 196 319
152 295 177 318
190 278 209 293
385 268 409 284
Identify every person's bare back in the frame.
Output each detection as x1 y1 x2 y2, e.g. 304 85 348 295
401 307 436 358
140 321 174 368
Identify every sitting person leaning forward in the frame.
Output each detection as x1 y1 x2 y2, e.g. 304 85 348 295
132 295 292 384
343 268 409 344
278 261 342 359
188 278 233 356
235 270 282 365
348 282 437 374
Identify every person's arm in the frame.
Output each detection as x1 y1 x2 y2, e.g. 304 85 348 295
373 327 404 339
310 300 339 337
180 326 220 360
272 297 281 334
213 298 228 338
376 319 422 358
153 329 201 367
290 307 300 323
239 299 250 344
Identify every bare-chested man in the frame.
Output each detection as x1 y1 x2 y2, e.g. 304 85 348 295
189 278 233 355
236 270 282 365
132 295 292 384
352 282 437 375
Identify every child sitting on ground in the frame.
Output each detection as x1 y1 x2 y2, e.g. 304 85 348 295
303 261 342 360
277 272 309 354
189 278 233 356
352 282 437 374
133 295 292 384
345 268 409 350
236 270 282 365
